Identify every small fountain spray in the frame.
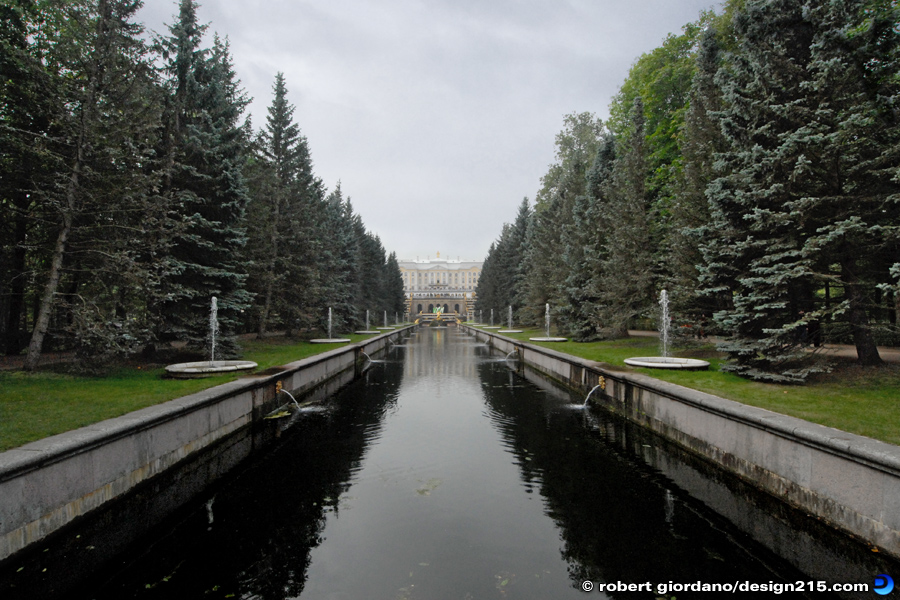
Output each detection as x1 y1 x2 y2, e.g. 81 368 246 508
659 289 671 358
310 307 351 343
623 289 709 369
499 305 522 333
545 303 551 337
165 295 259 377
384 310 388 328
209 296 219 362
490 309 494 327
583 378 606 406
529 303 567 342
355 309 378 334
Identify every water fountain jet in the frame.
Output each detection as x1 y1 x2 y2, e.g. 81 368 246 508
356 309 379 334
165 296 258 378
311 307 351 343
624 290 709 370
529 303 567 342
499 305 522 333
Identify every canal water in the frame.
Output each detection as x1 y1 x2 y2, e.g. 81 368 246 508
14 327 898 598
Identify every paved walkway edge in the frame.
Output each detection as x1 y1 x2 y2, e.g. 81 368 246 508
468 326 900 560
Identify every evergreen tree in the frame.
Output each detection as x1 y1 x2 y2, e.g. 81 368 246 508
595 97 655 337
669 27 727 321
383 251 406 318
0 0 59 355
21 0 160 370
702 0 899 380
156 1 251 358
559 133 616 340
519 113 603 324
245 72 323 336
700 0 820 381
316 185 358 332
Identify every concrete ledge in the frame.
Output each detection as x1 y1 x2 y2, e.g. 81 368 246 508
0 327 413 562
467 326 900 559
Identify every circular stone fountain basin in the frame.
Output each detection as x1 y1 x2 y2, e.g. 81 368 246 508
165 360 258 378
310 338 352 344
355 330 380 334
529 337 568 342
498 329 523 333
624 357 709 370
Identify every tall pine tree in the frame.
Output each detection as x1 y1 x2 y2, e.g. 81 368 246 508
156 1 251 357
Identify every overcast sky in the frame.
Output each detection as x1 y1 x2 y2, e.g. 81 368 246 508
137 0 721 262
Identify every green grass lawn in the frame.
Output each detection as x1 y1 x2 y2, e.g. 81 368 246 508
0 332 389 452
471 325 900 446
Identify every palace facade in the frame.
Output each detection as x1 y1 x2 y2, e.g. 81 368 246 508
398 253 482 318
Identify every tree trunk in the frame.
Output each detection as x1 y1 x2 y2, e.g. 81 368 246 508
4 211 28 354
257 195 280 338
23 41 95 369
841 259 882 366
23 212 72 371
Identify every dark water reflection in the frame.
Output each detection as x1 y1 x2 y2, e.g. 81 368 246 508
51 328 896 598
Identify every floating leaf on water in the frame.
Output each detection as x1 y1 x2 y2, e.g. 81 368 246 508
415 478 443 496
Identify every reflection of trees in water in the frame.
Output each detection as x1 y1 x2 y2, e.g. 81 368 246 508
85 361 404 600
474 361 846 598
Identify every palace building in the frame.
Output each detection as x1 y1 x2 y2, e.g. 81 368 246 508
398 252 482 319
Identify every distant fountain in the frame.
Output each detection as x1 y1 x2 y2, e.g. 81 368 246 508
529 303 567 342
499 304 522 333
545 303 550 337
311 307 351 343
209 296 219 361
625 290 709 370
486 308 500 329
165 296 258 378
378 309 395 330
659 289 671 358
355 309 379 334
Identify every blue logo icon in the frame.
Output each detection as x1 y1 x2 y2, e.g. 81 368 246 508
875 574 894 595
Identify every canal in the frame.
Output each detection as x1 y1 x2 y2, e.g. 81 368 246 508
10 327 899 598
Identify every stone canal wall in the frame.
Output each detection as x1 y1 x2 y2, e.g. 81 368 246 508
0 327 412 562
468 326 900 560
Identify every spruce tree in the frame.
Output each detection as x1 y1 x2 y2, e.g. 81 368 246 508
702 0 899 379
559 134 616 340
21 0 160 370
245 72 321 336
595 97 654 338
0 0 59 355
156 1 251 357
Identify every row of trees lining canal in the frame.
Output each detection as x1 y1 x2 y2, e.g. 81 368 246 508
0 0 406 370
476 0 900 382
